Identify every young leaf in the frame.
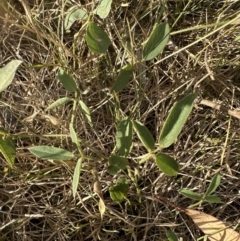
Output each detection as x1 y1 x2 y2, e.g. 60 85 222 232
86 22 111 54
179 189 202 201
205 173 221 196
166 230 178 241
159 93 197 148
29 146 74 160
57 69 77 92
0 60 22 92
64 8 88 32
109 178 129 202
0 135 15 167
116 117 133 156
93 0 112 19
132 120 155 151
205 195 222 203
69 124 80 148
79 100 93 127
155 153 178 176
185 208 240 241
107 155 128 175
46 97 72 110
143 23 170 61
112 65 133 92
72 158 82 198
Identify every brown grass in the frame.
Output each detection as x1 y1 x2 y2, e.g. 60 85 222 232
0 0 240 240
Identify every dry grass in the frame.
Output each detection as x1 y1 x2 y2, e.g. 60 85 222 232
0 0 240 240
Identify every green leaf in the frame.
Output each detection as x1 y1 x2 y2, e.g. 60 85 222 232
179 189 202 201
79 100 93 127
0 135 15 167
235 35 240 42
112 65 133 92
69 124 80 148
166 230 178 241
72 158 82 198
116 117 133 156
143 22 170 61
159 93 197 148
93 0 112 19
29 146 74 160
107 155 128 175
132 120 155 151
205 195 222 203
109 178 129 202
57 69 77 92
205 173 221 196
64 8 88 33
0 60 22 92
46 97 72 110
155 153 178 176
86 22 111 54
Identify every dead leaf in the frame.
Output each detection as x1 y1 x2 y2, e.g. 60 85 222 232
40 114 62 126
98 197 106 218
186 209 240 241
93 179 106 218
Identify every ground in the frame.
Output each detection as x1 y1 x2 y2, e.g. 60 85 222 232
0 0 240 240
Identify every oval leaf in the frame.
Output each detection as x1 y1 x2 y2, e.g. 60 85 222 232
179 189 202 201
46 97 72 110
185 209 240 241
29 146 74 160
109 178 129 202
72 158 82 198
0 135 15 167
159 93 197 148
85 22 111 54
64 8 88 32
143 23 170 61
93 0 112 19
112 65 133 92
205 173 221 196
155 153 178 176
132 120 155 151
166 230 178 241
205 195 222 203
0 60 22 92
79 100 92 127
57 69 77 92
116 117 133 156
108 155 128 175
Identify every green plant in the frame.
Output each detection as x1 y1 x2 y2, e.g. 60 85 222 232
179 173 222 207
0 1 197 204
